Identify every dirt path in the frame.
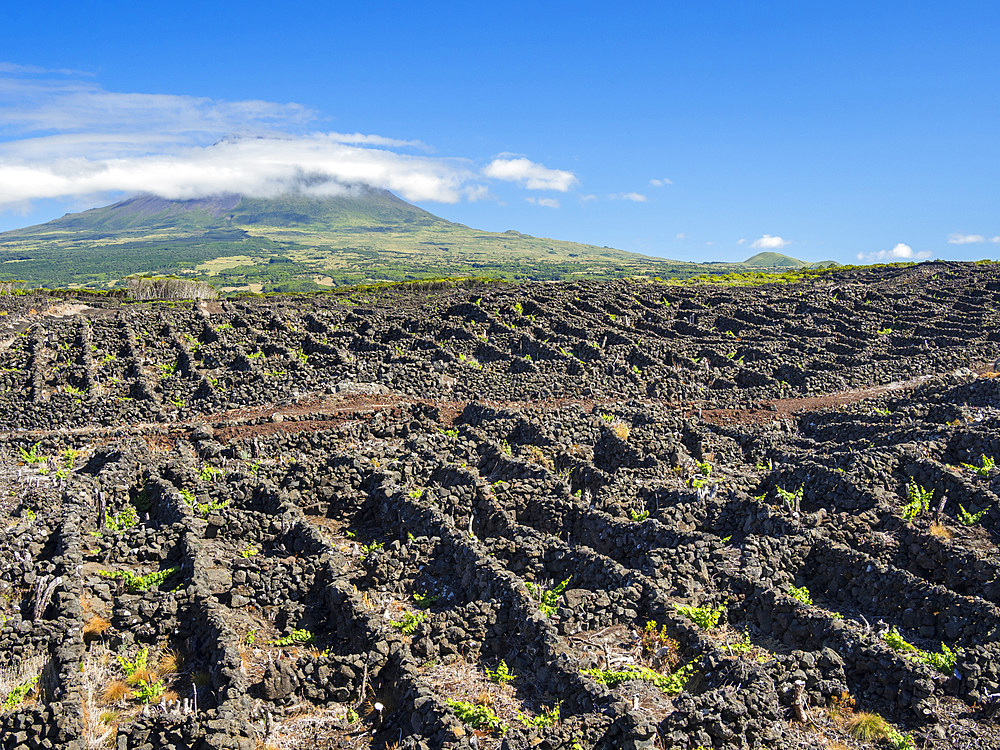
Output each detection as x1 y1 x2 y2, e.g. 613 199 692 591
6 361 994 444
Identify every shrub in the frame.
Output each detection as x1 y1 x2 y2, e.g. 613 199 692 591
520 704 560 727
961 454 995 477
776 485 803 514
268 629 315 646
98 567 179 592
105 505 139 533
3 675 38 710
389 611 427 635
486 660 515 685
448 699 508 734
788 585 812 605
581 663 693 695
957 503 990 526
882 627 959 675
674 603 723 629
902 482 932 520
639 621 680 670
525 577 571 617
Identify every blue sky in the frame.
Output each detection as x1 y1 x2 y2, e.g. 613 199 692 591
1 1 998 264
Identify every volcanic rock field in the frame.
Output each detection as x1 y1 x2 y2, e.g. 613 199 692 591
2 262 1000 750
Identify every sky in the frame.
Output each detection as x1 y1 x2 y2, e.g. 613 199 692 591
1 1 998 265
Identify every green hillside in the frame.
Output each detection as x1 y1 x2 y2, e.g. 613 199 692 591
0 189 820 293
743 251 838 269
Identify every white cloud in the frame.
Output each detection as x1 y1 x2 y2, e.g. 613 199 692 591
948 233 986 244
737 238 746 245
675 233 686 240
481 157 577 191
526 197 560 208
750 234 790 250
0 62 93 76
948 232 1000 245
649 178 672 187
0 67 580 209
579 194 597 202
856 243 933 262
609 192 647 202
0 134 482 205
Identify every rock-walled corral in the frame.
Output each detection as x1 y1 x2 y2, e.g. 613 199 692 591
1 261 1000 750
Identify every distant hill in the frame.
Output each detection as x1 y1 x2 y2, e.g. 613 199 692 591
743 251 839 270
0 189 828 293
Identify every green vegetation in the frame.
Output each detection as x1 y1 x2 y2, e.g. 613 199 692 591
525 577 571 617
268 629 316 646
114 647 167 704
520 704 560 727
882 627 959 674
133 676 166 704
448 699 508 734
962 454 995 477
788 585 812 605
412 592 438 610
97 567 179 592
115 647 149 678
0 190 840 293
3 675 37 710
198 464 224 482
958 503 991 526
902 481 933 520
776 485 804 514
674 603 723 629
389 611 427 634
18 443 44 465
486 660 515 685
106 505 139 533
581 663 694 695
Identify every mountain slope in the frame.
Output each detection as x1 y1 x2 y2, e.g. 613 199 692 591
743 251 839 269
0 190 812 292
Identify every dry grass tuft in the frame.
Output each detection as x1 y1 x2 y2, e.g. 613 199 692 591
524 446 555 471
929 522 953 540
102 680 132 704
157 648 182 674
125 667 157 686
83 614 112 642
612 421 631 441
847 711 889 741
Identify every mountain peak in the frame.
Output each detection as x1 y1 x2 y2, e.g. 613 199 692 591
743 251 809 268
2 188 445 239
